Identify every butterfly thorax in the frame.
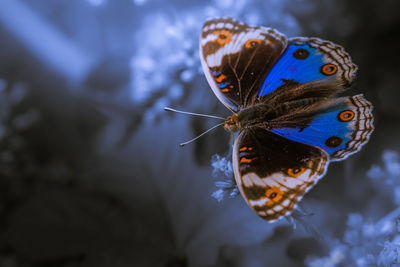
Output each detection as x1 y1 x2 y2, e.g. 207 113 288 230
224 104 274 132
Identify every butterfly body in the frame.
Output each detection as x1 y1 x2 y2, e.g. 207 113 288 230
225 84 333 132
201 18 374 222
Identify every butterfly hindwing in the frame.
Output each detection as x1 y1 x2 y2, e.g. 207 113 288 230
200 18 287 112
257 37 358 99
233 128 329 222
271 94 374 161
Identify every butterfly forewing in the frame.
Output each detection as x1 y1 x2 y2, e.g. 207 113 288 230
256 37 358 101
200 18 287 111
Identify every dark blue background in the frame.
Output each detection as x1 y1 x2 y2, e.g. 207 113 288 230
0 0 399 266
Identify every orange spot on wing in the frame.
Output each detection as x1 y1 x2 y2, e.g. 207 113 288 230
215 74 227 83
266 200 274 206
240 157 253 164
221 88 229 93
244 39 262 49
212 30 232 46
265 186 284 206
287 167 306 178
320 63 338 75
273 194 283 202
338 110 355 122
239 146 253 152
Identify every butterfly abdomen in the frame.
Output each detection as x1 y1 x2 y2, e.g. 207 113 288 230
236 98 325 130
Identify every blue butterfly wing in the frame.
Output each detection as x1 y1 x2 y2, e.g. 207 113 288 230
271 94 374 161
257 37 358 98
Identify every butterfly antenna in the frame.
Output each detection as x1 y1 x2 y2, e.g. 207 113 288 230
164 107 225 120
179 122 224 147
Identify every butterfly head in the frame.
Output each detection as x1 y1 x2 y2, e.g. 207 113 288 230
224 113 239 132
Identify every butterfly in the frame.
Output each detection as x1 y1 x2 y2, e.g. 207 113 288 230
200 17 374 222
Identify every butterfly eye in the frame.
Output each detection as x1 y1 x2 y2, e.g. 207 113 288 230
212 30 232 46
320 63 338 75
293 48 309 59
287 167 306 177
244 39 262 49
338 110 355 122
